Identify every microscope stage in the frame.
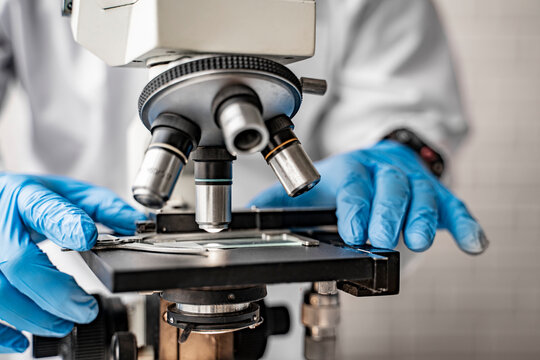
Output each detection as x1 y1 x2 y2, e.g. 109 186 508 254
79 209 400 295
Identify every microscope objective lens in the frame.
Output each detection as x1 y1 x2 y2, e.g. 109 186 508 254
213 86 269 156
132 113 200 208
262 115 320 197
192 147 235 232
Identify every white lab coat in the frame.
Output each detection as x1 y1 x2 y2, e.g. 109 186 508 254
0 0 467 359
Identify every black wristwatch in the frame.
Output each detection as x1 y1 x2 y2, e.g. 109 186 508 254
383 128 445 178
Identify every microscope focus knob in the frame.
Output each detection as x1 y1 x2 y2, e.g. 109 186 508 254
111 332 138 360
32 295 129 360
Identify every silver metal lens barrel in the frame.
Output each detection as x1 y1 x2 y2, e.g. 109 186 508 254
132 146 184 208
195 184 232 233
217 100 269 155
132 113 200 209
268 142 320 197
192 147 234 233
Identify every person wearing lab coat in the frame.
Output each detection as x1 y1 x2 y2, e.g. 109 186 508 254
0 0 487 357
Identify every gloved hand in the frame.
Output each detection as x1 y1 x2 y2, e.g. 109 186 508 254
0 173 146 353
250 140 488 254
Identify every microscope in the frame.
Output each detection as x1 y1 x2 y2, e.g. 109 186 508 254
31 1 400 359
70 0 324 232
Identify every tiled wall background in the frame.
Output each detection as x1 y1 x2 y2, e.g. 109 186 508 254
339 1 540 359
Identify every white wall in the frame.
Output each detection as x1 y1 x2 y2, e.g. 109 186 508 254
338 1 540 359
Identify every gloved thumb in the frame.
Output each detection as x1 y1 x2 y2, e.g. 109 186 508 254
0 324 29 353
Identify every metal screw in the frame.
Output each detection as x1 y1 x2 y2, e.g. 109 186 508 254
61 0 73 16
227 293 235 301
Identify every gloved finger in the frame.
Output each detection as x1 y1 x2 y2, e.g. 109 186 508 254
403 176 438 252
13 178 98 251
0 241 98 324
438 187 489 255
367 165 410 249
335 165 373 246
0 324 29 353
37 176 147 235
0 272 74 337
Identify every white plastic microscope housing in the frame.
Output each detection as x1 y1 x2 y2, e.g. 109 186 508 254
70 0 316 67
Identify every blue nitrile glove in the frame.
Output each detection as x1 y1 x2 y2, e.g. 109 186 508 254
0 173 146 353
250 140 488 254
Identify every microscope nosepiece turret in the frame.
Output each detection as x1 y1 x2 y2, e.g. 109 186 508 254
133 56 325 232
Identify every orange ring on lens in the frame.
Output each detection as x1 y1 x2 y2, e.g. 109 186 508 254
264 138 298 161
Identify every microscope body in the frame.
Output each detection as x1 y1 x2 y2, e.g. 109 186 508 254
70 0 316 67
62 2 357 358
57 3 403 359
69 0 324 232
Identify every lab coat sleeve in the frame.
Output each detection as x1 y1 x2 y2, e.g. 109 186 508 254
318 0 468 159
0 1 14 110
